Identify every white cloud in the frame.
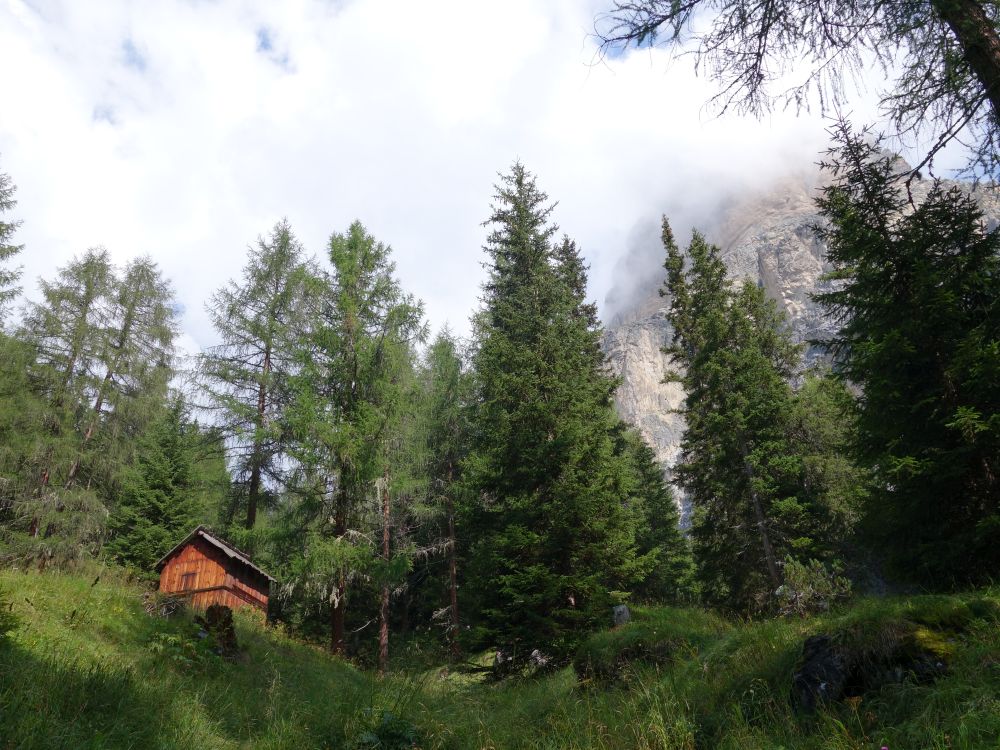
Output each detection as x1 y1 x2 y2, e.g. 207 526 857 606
0 0 944 353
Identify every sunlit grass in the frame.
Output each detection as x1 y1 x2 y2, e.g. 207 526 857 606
2 568 999 749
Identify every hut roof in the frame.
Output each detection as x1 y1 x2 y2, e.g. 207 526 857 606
154 525 276 582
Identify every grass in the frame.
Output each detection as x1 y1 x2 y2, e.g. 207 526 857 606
2 568 1000 749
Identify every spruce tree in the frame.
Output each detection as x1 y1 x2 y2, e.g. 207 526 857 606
0 167 23 322
815 127 1000 584
465 164 644 660
202 220 307 530
617 427 696 603
661 220 825 611
105 399 201 572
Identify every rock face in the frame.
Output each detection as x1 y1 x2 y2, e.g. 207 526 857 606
603 170 1000 517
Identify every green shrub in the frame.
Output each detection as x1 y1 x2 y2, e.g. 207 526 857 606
776 558 852 617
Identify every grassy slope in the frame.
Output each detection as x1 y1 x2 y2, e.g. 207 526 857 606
2 569 1000 749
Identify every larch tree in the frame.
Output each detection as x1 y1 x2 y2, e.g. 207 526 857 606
63 257 177 492
11 251 177 565
20 249 114 496
202 220 307 531
815 126 1000 585
597 0 1000 178
465 164 645 661
284 221 424 655
0 166 23 323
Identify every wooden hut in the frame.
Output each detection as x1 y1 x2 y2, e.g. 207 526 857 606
155 525 274 614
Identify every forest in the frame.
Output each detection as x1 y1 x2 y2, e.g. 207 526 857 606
1 0 1000 747
1 123 998 672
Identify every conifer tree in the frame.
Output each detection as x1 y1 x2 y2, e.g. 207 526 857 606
617 427 696 603
419 329 467 657
815 127 1000 584
202 220 307 530
661 220 824 611
20 249 114 495
284 221 424 654
465 164 644 660
64 257 177 491
105 399 202 572
0 167 23 322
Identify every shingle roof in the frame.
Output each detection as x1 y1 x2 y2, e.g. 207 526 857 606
154 525 276 582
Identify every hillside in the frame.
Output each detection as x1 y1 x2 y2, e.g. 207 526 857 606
3 569 1000 749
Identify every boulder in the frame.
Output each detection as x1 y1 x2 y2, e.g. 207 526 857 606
791 626 950 712
612 605 631 627
791 635 851 712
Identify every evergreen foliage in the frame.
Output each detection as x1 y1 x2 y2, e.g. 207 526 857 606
282 221 424 653
465 164 646 659
660 220 833 612
202 220 308 531
617 427 696 604
815 126 1000 585
105 399 226 573
0 166 23 322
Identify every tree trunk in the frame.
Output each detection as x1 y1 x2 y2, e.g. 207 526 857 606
331 482 348 655
446 463 461 661
65 370 113 488
378 469 391 676
737 434 782 590
246 344 272 529
933 0 1000 123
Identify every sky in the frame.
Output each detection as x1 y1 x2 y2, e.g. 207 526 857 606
0 0 934 356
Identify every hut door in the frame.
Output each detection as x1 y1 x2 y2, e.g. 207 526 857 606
181 572 196 591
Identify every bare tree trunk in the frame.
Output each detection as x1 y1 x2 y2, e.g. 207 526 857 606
446 463 461 661
934 0 1000 122
246 345 272 529
378 469 391 676
737 434 782 590
331 483 348 655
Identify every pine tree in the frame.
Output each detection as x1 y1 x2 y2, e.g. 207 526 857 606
815 127 1000 584
0 166 23 322
202 220 307 531
465 164 644 660
661 220 825 611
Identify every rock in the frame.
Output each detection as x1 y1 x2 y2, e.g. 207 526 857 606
602 172 1000 510
791 635 851 712
530 649 550 668
612 604 631 627
196 604 239 657
791 625 951 712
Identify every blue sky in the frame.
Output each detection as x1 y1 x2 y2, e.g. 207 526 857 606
0 0 958 357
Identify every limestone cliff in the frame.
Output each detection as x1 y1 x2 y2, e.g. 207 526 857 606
603 171 1000 518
